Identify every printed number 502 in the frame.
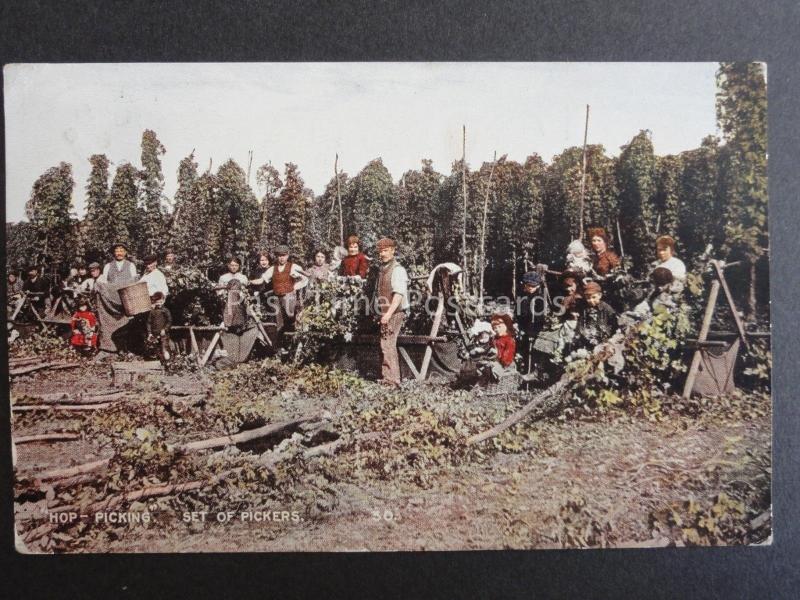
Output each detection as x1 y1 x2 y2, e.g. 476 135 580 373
371 509 400 522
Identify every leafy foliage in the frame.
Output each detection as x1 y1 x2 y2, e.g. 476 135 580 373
617 130 657 275
139 129 167 256
83 154 112 257
164 266 224 325
215 159 260 261
25 162 75 267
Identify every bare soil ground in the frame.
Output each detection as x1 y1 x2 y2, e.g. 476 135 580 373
11 358 771 553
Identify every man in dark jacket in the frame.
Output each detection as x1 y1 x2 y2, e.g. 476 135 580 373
22 265 51 316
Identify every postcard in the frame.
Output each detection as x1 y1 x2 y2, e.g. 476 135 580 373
6 62 770 552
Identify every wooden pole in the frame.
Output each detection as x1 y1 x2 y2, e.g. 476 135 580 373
712 260 748 348
578 104 590 239
682 277 721 398
335 154 344 247
246 150 253 185
478 151 497 312
461 125 469 291
468 378 570 445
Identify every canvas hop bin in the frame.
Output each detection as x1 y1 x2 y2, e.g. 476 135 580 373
118 281 151 316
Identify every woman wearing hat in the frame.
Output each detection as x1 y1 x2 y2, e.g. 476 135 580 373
587 227 621 277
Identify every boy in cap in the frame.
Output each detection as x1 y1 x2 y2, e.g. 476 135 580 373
250 245 308 350
79 262 102 295
575 281 618 349
147 291 172 361
373 238 409 386
517 270 547 373
339 235 370 279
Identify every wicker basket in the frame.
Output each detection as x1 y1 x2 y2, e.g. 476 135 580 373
118 281 151 316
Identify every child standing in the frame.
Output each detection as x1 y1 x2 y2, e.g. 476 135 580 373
70 296 98 354
575 281 618 349
147 292 172 361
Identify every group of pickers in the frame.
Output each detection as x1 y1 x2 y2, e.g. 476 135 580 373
473 227 686 386
5 235 411 384
6 227 687 389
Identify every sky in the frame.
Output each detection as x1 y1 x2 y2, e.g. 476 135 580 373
4 62 720 222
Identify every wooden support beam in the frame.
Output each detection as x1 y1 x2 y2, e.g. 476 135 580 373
188 327 200 362
417 294 445 380
682 278 721 399
398 347 421 380
712 260 749 349
200 331 222 367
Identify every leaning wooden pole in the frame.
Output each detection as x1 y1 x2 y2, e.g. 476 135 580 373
682 274 721 398
335 153 344 247
478 151 497 312
461 125 469 292
578 104 590 239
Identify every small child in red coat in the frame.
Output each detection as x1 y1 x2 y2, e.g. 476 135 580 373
488 313 517 380
70 296 98 354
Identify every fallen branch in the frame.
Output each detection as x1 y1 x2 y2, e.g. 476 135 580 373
10 362 81 377
15 391 130 405
303 437 345 458
34 458 111 482
24 414 320 489
14 433 80 444
9 356 42 367
13 402 115 412
467 378 571 445
24 467 245 544
178 415 319 453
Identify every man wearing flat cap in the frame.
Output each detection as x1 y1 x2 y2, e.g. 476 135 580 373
517 270 547 373
95 242 138 354
78 262 102 296
373 238 409 387
139 254 169 299
250 245 308 350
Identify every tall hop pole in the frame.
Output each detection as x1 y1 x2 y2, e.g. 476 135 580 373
461 125 469 290
578 104 590 239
